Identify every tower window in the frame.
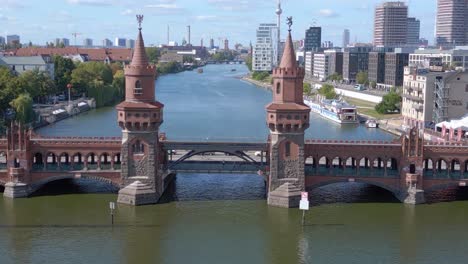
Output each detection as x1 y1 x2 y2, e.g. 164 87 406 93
285 142 291 157
276 82 281 94
134 80 143 95
132 140 145 154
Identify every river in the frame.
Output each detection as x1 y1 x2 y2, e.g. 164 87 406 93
1 64 467 264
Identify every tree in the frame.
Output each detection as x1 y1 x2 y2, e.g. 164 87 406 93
245 55 252 72
375 91 402 114
318 84 337 99
112 70 125 102
328 73 343 82
18 69 57 103
0 66 22 113
71 61 113 96
157 61 181 74
370 81 377 89
109 63 123 76
252 71 270 81
356 71 368 85
146 47 160 64
53 55 76 93
303 82 312 96
10 93 35 124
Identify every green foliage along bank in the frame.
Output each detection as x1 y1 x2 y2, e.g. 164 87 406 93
318 84 337 99
375 91 402 114
71 62 125 108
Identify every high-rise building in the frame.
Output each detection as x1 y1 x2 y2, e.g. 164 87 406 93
343 47 371 83
102 39 113 47
368 52 386 85
224 39 229 51
313 53 330 81
115 38 126 47
6 35 20 45
83 38 93 47
326 50 343 76
373 1 408 47
304 27 321 51
384 52 409 88
407 17 420 46
343 29 350 47
436 0 468 46
55 38 70 47
126 39 135 49
253 23 279 72
322 41 333 48
304 51 315 79
209 38 215 49
0 36 5 47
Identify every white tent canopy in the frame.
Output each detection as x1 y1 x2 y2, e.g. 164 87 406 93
435 114 468 131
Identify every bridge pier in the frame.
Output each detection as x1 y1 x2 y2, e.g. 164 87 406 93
3 182 30 198
397 187 426 205
117 181 160 206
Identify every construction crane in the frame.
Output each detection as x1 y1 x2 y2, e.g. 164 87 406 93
72 32 82 46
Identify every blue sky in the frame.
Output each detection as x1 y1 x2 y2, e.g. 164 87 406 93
0 0 437 46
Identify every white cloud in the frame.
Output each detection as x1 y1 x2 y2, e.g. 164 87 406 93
67 0 113 6
319 9 339 18
194 15 217 21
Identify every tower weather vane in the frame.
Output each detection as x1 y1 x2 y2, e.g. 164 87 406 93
136 14 144 30
287 16 293 31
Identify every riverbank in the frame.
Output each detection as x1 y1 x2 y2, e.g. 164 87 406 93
33 98 96 130
241 76 272 90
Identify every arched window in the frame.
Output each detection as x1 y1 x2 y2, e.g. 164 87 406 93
133 140 145 154
285 142 291 157
276 82 281 94
134 80 143 95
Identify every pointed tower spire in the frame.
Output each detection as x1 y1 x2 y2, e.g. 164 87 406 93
280 17 296 69
131 15 149 67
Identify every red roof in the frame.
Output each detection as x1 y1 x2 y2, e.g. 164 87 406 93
116 101 164 110
266 103 310 111
11 47 132 62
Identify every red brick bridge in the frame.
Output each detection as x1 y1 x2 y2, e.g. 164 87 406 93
0 124 467 204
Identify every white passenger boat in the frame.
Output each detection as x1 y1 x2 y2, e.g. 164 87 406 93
305 98 358 124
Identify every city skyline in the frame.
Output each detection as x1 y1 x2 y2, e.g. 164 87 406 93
1 0 436 46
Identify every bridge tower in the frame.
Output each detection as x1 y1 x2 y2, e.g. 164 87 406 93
116 15 165 205
399 127 426 204
3 122 32 198
266 22 311 208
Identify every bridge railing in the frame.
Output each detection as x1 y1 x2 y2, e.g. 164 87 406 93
31 135 122 142
305 139 400 145
305 165 399 179
423 169 468 180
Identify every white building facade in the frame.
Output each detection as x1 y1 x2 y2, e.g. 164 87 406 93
402 65 468 129
409 48 468 70
313 53 330 81
253 23 279 72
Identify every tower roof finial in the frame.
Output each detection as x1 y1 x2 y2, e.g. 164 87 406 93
286 16 293 32
279 16 297 69
136 14 144 31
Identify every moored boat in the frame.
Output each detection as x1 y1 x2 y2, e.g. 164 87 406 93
304 98 358 124
365 119 378 128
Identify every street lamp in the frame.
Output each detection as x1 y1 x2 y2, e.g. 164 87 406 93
67 83 72 105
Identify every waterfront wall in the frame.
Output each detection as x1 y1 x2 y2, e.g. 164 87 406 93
335 88 383 104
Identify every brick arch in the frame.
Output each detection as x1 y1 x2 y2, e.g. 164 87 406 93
29 175 120 195
306 179 400 197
